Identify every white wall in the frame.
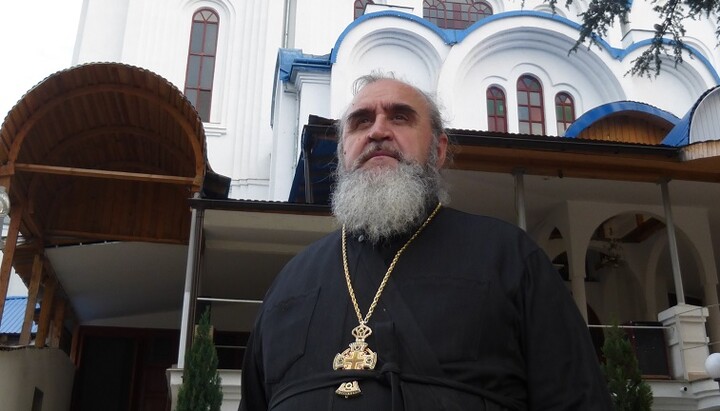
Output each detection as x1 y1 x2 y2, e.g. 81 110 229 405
0 348 75 411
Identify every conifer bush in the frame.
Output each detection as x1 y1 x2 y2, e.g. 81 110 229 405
176 307 223 411
602 324 653 411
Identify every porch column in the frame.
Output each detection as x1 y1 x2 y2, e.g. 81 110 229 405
704 288 720 353
566 205 588 322
513 169 527 231
0 205 22 327
20 254 44 345
35 276 57 347
50 299 66 348
178 196 204 368
660 180 685 304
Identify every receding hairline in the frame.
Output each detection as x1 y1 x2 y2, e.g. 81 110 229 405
341 78 436 127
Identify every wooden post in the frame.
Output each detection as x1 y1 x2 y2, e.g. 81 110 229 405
0 205 23 328
35 277 57 348
50 298 66 348
20 254 43 345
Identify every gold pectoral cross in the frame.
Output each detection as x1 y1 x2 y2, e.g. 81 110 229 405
333 324 377 397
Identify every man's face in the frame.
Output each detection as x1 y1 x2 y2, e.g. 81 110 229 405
341 79 448 172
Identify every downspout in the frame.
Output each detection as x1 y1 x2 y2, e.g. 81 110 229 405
178 193 204 367
660 179 685 304
282 0 292 48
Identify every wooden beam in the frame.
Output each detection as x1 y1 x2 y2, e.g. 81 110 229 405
35 277 57 348
0 205 23 328
70 324 81 365
50 298 66 348
20 254 43 345
44 229 187 245
14 163 195 185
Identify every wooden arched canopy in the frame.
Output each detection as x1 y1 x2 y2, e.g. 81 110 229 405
0 62 208 247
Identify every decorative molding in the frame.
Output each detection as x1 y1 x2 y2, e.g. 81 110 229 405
203 123 227 138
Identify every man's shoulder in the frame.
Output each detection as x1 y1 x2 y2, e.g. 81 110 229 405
437 207 540 254
440 207 525 234
274 229 341 278
261 229 341 304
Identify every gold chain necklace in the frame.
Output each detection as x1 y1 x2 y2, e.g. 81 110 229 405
332 202 442 397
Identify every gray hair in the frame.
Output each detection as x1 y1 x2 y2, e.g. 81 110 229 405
335 73 448 169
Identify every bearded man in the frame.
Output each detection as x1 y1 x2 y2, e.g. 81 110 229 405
239 74 613 410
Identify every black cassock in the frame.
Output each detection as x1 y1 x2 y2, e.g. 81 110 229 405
240 208 613 410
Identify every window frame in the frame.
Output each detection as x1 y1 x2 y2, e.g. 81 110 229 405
516 75 545 135
555 92 575 136
183 8 220 122
423 0 493 30
486 86 508 133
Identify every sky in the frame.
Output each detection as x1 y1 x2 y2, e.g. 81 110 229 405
0 0 83 296
0 0 84 120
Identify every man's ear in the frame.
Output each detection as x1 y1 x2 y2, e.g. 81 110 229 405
435 133 449 168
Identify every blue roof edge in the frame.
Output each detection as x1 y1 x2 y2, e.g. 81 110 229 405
565 101 680 139
329 10 719 83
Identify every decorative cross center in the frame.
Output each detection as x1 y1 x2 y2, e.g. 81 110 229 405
333 325 378 397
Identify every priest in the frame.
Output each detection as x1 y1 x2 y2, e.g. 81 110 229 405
239 73 613 410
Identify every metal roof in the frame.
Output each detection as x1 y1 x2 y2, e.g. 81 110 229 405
0 297 37 335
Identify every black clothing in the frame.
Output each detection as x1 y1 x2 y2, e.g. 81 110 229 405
240 208 612 410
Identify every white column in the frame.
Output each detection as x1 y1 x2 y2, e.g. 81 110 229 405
177 199 204 368
660 180 685 304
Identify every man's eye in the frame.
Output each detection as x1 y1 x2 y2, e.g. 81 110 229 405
393 114 409 122
354 118 371 128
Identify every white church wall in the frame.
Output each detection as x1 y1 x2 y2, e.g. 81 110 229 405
270 78 301 201
330 15 449 118
74 0 286 200
440 18 624 132
73 0 130 64
619 52 715 117
293 0 357 54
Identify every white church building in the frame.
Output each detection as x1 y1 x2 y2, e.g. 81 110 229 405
1 0 720 410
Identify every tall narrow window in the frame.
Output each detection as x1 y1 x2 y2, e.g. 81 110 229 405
423 0 492 30
354 0 374 19
555 92 575 136
486 86 507 132
184 9 219 122
517 75 545 135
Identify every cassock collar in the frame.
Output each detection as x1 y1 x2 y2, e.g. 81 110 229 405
350 200 441 253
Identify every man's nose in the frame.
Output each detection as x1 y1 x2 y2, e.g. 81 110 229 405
367 116 393 141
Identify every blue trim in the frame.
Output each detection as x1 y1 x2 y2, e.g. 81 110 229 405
331 11 454 62
329 10 719 82
278 49 331 83
661 111 692 146
622 39 720 83
564 101 680 138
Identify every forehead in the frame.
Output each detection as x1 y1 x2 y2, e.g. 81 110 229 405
349 79 430 113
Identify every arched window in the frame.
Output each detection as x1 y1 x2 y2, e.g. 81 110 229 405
517 75 545 135
555 92 575 136
184 8 219 122
423 0 492 30
354 0 374 19
486 86 507 132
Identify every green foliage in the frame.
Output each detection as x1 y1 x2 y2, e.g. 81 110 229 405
546 0 720 77
176 308 223 411
601 324 653 411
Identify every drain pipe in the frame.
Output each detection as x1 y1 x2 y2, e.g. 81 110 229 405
177 194 204 367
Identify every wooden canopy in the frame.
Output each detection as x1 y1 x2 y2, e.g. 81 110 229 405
0 62 207 245
0 62 210 345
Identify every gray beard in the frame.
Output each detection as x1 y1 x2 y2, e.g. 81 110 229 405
331 161 448 244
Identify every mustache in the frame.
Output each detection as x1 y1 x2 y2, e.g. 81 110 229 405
353 143 404 170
